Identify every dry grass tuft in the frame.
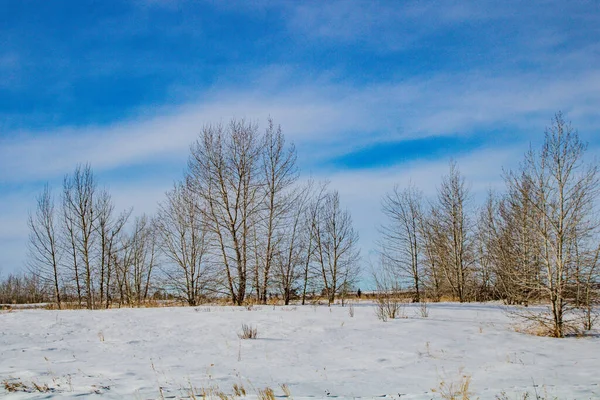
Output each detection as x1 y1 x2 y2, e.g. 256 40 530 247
511 319 579 338
196 385 232 399
267 297 282 306
232 383 246 396
375 296 406 322
238 323 258 339
3 378 52 393
432 374 472 400
257 387 276 400
280 383 292 397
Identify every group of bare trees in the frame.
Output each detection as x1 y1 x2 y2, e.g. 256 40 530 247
25 165 156 309
492 114 600 337
160 119 360 306
377 160 476 304
19 113 595 337
19 118 361 308
377 113 600 336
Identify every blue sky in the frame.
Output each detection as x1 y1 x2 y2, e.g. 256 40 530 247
1 0 600 274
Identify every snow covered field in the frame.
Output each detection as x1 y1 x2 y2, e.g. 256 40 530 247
1 303 598 399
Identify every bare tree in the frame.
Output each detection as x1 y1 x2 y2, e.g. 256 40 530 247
299 180 329 305
418 208 443 301
156 182 213 306
254 119 298 304
378 184 423 302
312 190 360 305
577 243 600 331
96 189 130 308
493 176 541 306
121 215 157 306
62 196 82 306
188 119 264 305
474 190 500 301
271 182 312 304
62 164 98 309
27 184 62 308
505 113 600 337
430 161 475 302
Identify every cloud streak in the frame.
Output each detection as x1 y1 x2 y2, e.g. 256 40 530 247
3 65 600 185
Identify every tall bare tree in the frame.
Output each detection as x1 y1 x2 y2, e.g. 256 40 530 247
96 189 130 308
378 184 423 302
429 161 474 302
493 176 541 305
474 190 500 301
505 113 600 337
156 182 213 306
299 180 329 305
418 208 443 301
271 182 313 304
255 119 298 303
121 215 157 306
312 190 360 305
188 120 263 305
62 164 98 309
27 184 62 308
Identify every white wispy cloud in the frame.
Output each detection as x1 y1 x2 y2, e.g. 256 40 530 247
322 145 521 258
3 65 600 186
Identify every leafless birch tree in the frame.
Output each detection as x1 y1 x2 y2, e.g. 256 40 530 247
27 184 62 308
188 120 263 305
156 182 213 306
378 184 423 302
271 182 312 304
429 161 474 302
254 119 298 303
96 189 130 308
120 215 157 306
312 190 360 305
62 164 98 309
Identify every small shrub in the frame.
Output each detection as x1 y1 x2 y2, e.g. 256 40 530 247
348 302 355 318
375 296 405 322
238 323 258 339
512 317 580 338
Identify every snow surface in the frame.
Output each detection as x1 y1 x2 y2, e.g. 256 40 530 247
1 303 599 399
